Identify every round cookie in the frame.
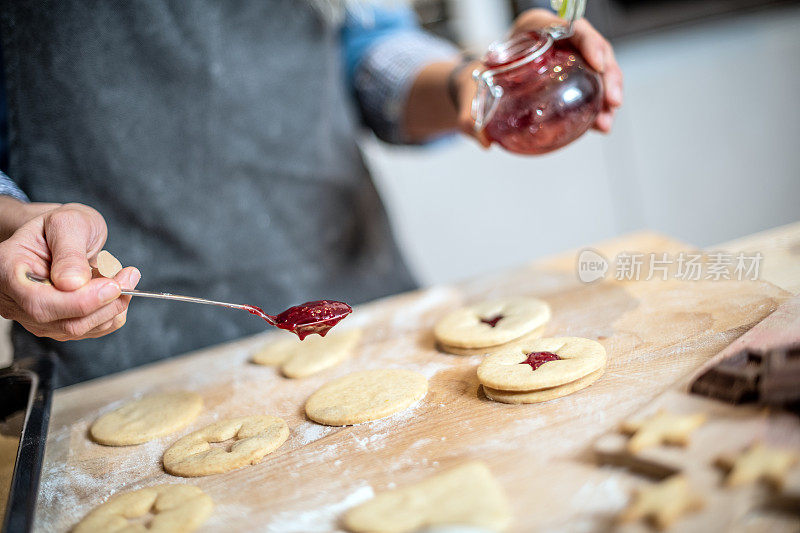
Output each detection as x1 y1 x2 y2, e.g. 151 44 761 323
434 298 551 352
305 369 428 426
163 415 289 477
477 337 606 392
90 391 203 446
252 329 362 379
251 339 293 366
73 484 212 533
483 368 605 404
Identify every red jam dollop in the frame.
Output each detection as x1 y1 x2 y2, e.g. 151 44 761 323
480 314 505 328
520 351 561 371
244 300 352 340
273 300 352 340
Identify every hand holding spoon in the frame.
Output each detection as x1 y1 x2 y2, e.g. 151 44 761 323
26 272 352 339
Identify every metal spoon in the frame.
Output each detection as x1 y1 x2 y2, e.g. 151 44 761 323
24 272 352 339
26 271 268 318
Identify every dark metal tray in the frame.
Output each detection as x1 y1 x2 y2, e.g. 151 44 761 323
1 354 55 533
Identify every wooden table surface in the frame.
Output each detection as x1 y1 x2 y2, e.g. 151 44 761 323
34 223 800 532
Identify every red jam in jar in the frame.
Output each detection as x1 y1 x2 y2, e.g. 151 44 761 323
473 31 602 155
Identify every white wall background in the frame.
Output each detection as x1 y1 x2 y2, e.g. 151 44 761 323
363 5 800 286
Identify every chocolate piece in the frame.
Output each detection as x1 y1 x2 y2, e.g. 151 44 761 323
690 349 763 404
760 345 800 406
690 344 800 412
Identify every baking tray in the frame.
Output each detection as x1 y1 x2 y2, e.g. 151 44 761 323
1 354 56 533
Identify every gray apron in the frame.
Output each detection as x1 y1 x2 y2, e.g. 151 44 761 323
1 0 416 386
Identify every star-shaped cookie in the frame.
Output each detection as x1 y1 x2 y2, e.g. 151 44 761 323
618 475 704 530
620 410 706 453
717 442 799 489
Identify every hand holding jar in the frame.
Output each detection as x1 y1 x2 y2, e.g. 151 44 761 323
454 8 623 154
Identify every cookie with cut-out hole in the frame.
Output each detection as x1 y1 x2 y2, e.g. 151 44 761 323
618 475 704 530
163 415 289 477
477 337 606 392
483 368 605 404
73 484 212 533
434 298 550 355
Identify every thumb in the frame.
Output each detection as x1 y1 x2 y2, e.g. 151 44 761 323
46 210 101 291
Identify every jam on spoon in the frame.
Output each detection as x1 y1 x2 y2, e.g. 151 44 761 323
242 300 352 340
520 351 561 370
480 314 505 328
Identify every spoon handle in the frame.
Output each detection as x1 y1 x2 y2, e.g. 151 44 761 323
120 288 249 311
25 272 249 311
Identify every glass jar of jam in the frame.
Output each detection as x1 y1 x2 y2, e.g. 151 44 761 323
472 30 603 155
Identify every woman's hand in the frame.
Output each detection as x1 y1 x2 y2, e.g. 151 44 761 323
0 201 140 340
511 9 623 133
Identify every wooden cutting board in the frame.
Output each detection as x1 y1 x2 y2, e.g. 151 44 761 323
33 230 798 532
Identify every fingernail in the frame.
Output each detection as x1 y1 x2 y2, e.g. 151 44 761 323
595 51 606 73
60 268 86 283
98 282 120 302
610 85 622 104
128 268 141 289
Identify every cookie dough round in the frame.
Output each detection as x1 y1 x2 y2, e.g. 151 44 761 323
252 329 362 379
163 415 289 477
90 391 203 446
343 462 511 533
434 298 551 352
73 484 212 533
477 337 606 391
483 368 605 404
305 369 428 426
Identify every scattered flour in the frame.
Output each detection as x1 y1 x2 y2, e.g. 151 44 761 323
571 472 629 512
346 401 425 452
265 484 374 532
388 286 459 330
294 421 336 445
408 437 435 450
37 422 180 531
410 359 453 380
292 442 346 470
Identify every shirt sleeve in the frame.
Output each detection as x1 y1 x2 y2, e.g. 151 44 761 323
342 5 459 144
0 170 28 202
